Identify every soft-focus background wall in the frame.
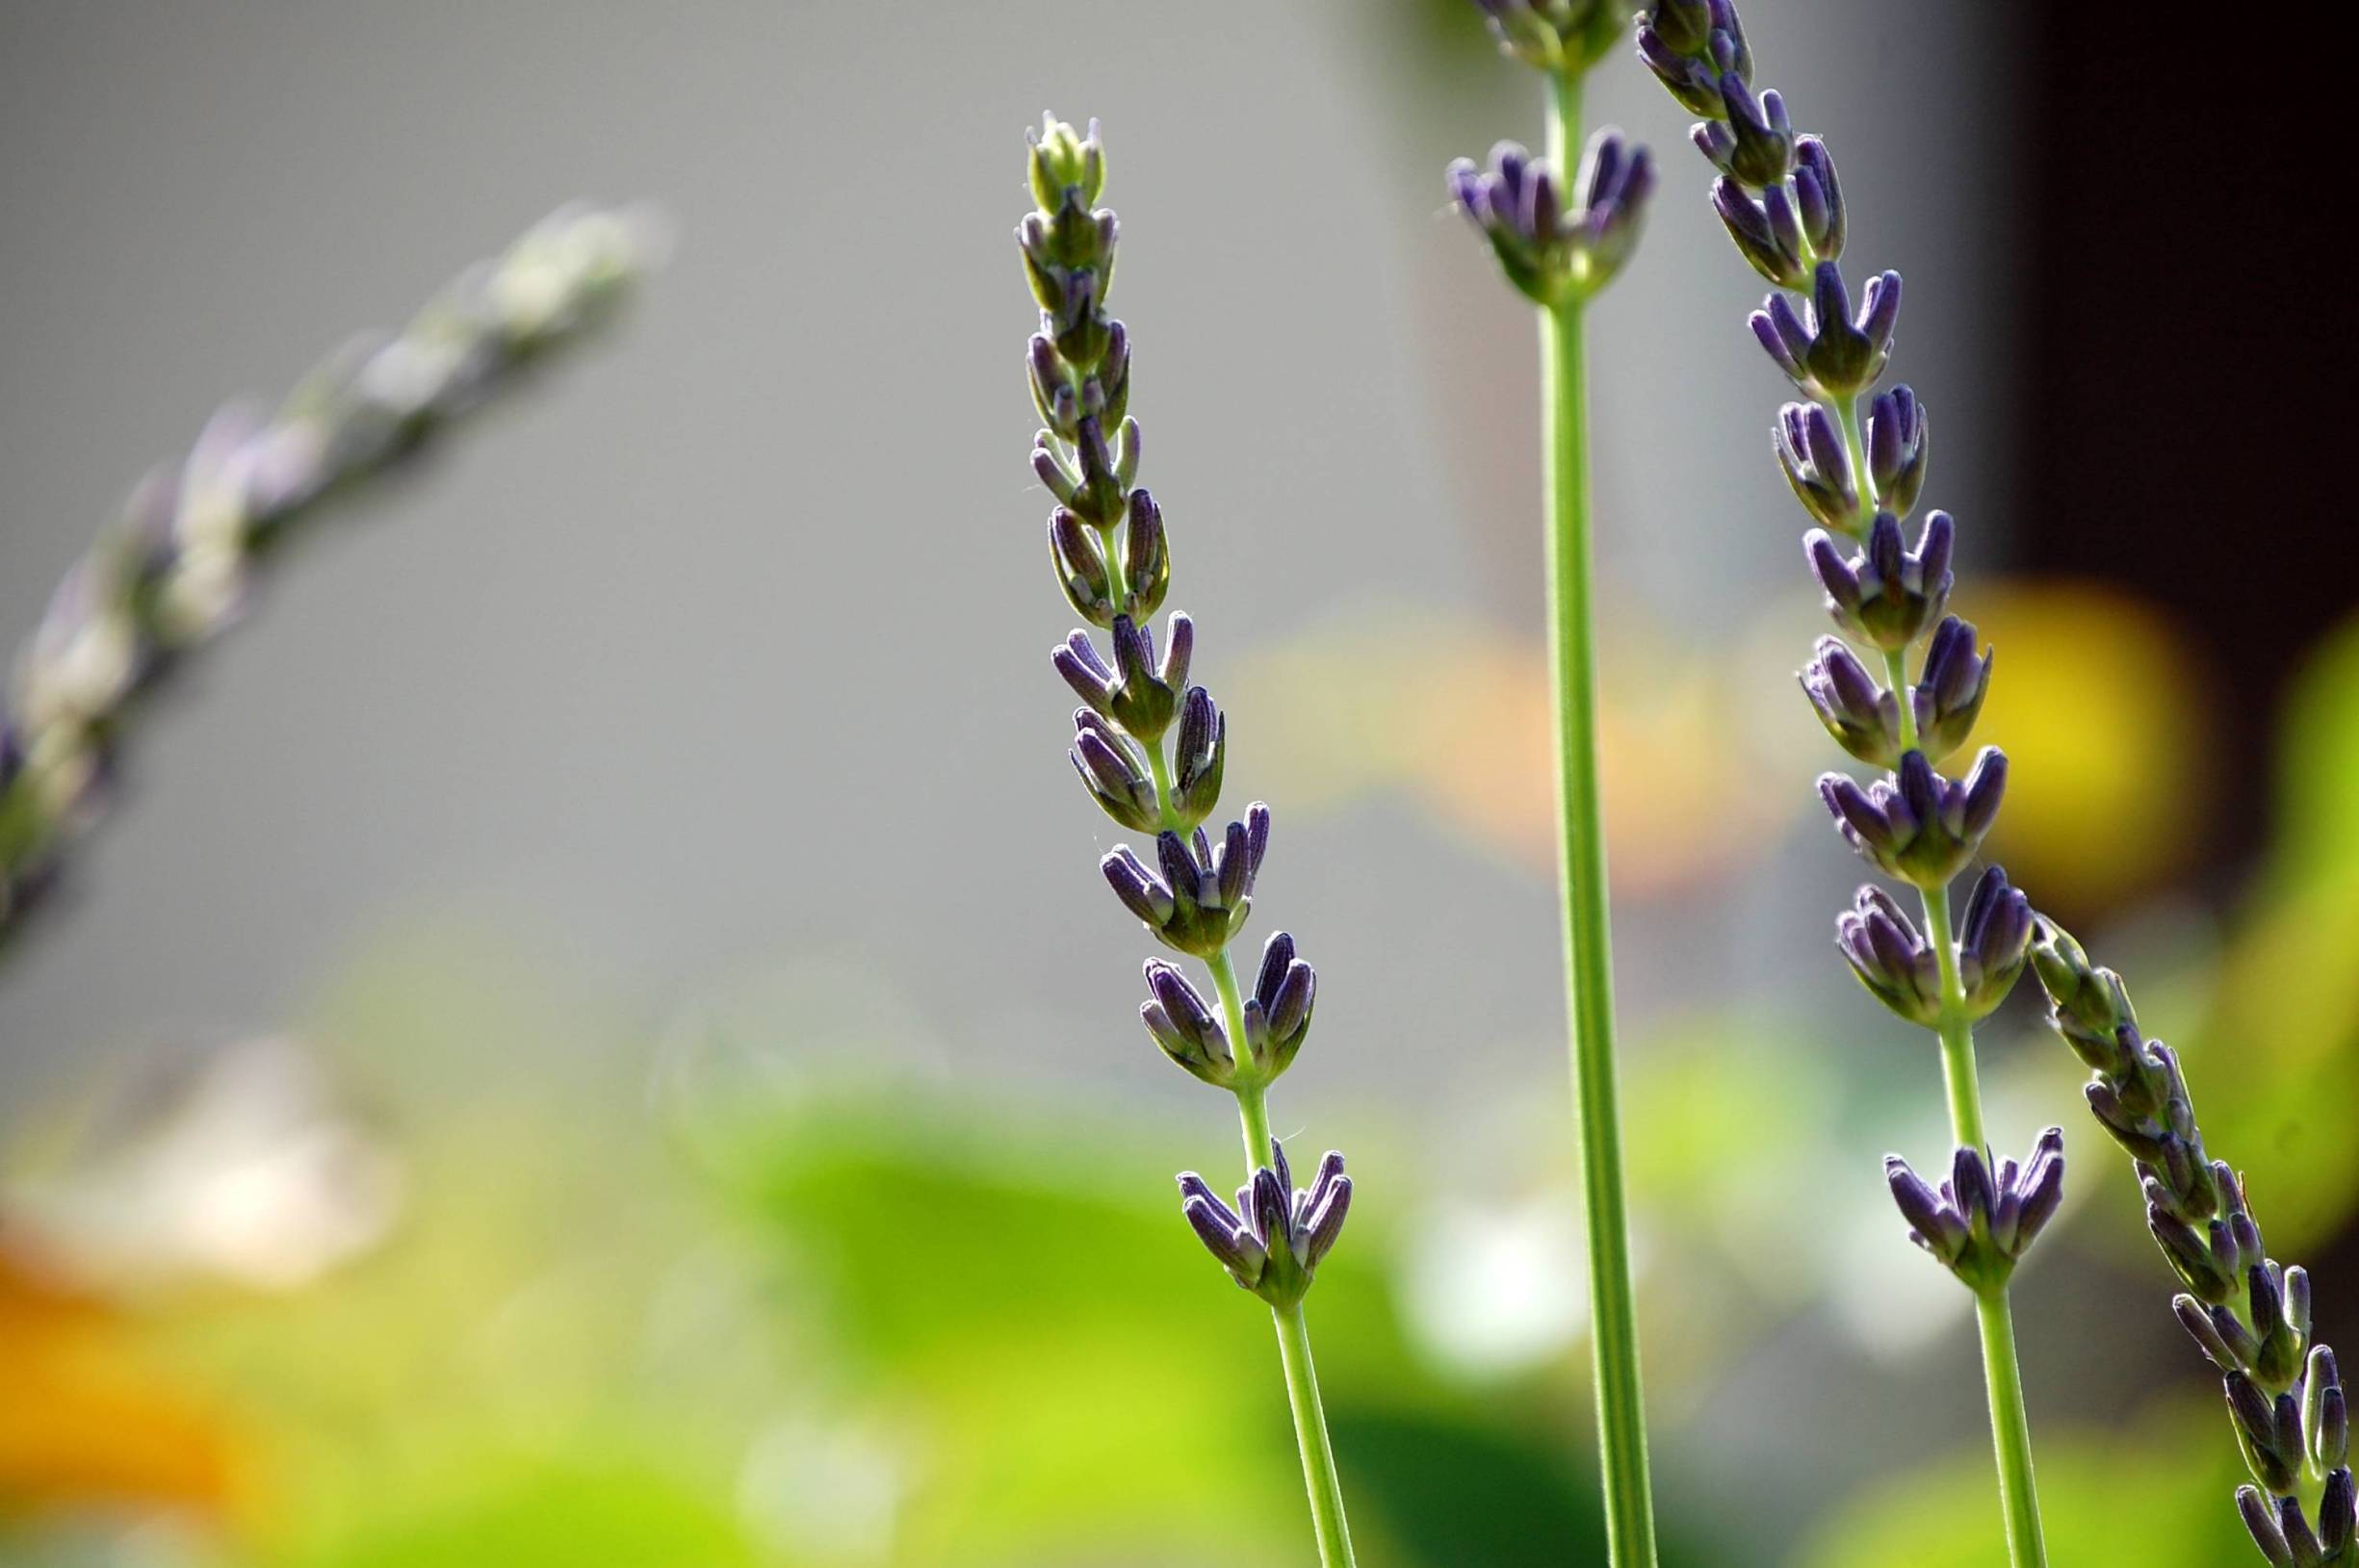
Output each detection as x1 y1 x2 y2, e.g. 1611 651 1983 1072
1 4 2347 1567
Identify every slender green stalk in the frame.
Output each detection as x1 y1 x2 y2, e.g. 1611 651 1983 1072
1220 966 1359 1568
1540 66 1661 1568
1273 1299 1356 1567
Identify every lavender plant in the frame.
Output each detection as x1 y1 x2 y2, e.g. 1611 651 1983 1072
1019 116 1358 1565
0 205 655 946
2029 924 2355 1562
1628 3 2063 1561
1446 6 1661 1563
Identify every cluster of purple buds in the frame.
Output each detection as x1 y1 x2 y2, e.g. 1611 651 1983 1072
1799 616 1990 769
1468 0 1625 75
1836 866 2029 1027
2242 1460 2353 1568
1887 1130 2065 1294
1713 138 1841 290
1143 931 1318 1089
1068 685 1225 834
2030 924 2358 1559
1819 747 2007 887
0 204 653 938
1055 614 1190 742
1446 134 1656 309
1178 1140 1352 1308
1102 810 1269 960
1636 0 1750 116
1808 510 1954 652
1752 263 1902 400
1048 488 1166 629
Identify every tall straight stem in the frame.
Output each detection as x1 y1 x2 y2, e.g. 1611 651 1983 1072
1222 976 1358 1568
1541 67 1660 1568
1881 648 2047 1568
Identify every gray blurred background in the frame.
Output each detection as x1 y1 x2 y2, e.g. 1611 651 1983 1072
0 0 2015 1100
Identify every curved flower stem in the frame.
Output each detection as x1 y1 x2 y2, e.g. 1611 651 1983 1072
1542 66 1661 1568
1883 645 2048 1568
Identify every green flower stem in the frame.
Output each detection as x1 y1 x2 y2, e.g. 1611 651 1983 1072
1222 1006 1358 1568
1541 65 1661 1568
1272 1298 1355 1568
1973 1290 2047 1568
1883 646 2048 1568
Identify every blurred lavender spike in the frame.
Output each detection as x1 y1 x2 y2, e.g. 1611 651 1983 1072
2033 918 2359 1557
0 204 660 943
1469 0 1627 76
1446 131 1656 308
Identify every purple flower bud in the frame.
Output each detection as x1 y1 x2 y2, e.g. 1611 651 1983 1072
1119 488 1169 622
1887 1155 1966 1261
1102 845 1177 928
1954 864 2032 1019
1957 746 2008 838
1775 401 1860 533
2280 1495 2323 1567
1302 1172 1352 1268
2176 1294 2239 1370
1050 508 1115 626
1170 685 1226 828
2239 1485 2294 1567
1716 74 1794 187
1141 959 1234 1086
1951 1144 1995 1232
1793 137 1844 258
1836 885 1941 1025
2153 1205 2237 1303
1178 1174 1268 1289
1800 633 1901 765
1244 929 1318 1075
1717 178 1804 288
2322 1469 2355 1553
1637 19 1724 116
1072 710 1158 832
1054 630 1118 713
1160 611 1194 693
1865 385 1929 517
1912 615 1990 761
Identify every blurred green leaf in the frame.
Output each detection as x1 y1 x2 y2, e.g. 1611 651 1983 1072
1797 1402 2255 1568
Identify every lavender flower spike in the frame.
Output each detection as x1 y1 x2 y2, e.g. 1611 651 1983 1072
1633 1 2058 1555
2030 921 2359 1558
1019 116 1357 1562
0 204 656 941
